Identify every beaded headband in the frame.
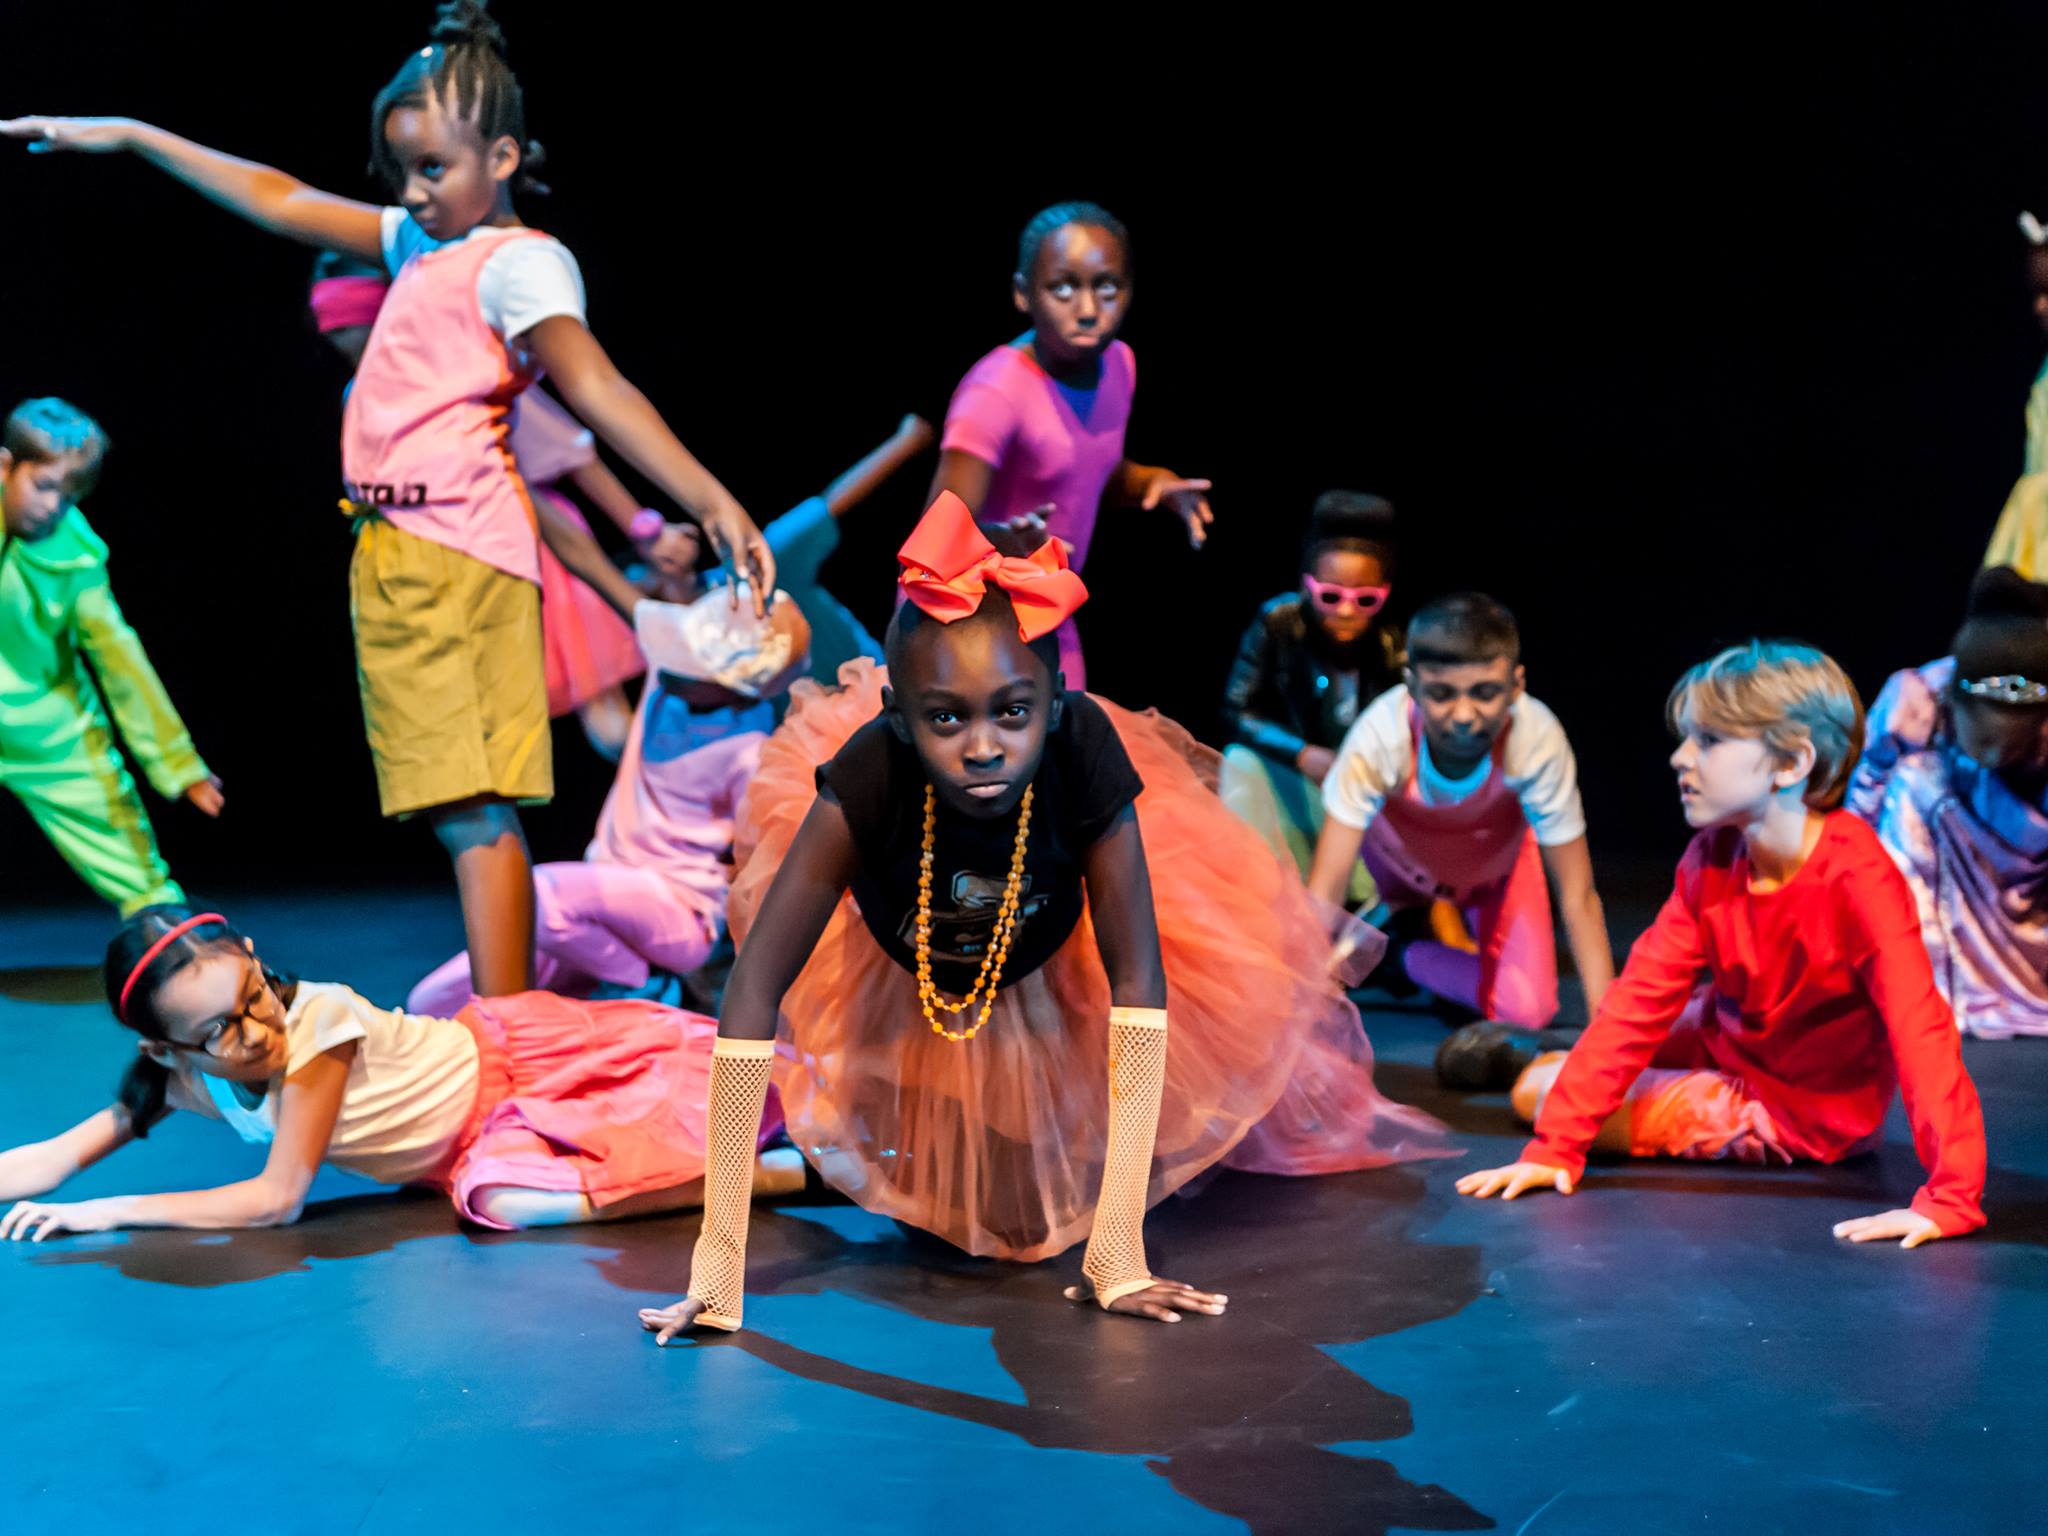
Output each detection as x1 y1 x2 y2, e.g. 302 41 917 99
1958 674 2048 705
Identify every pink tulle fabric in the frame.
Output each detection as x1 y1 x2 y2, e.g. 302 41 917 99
729 661 1451 1261
439 992 783 1230
534 488 644 717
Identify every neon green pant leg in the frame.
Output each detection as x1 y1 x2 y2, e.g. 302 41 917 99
1217 744 1379 908
1 744 183 916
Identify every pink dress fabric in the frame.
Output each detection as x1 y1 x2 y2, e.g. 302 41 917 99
1362 709 1560 1027
407 692 772 1015
342 228 549 584
727 661 1450 1262
506 392 645 715
438 992 783 1230
940 340 1136 688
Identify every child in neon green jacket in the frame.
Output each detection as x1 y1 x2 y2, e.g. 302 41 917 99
1 399 221 913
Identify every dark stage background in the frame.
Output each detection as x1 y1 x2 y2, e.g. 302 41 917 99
6 6 2048 919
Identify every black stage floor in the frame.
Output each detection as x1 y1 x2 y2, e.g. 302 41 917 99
2 889 2042 1535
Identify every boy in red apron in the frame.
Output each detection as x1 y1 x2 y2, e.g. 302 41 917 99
1308 592 1616 1028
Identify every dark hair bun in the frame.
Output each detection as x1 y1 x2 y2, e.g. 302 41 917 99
1310 489 1397 542
431 0 508 52
1968 564 2048 622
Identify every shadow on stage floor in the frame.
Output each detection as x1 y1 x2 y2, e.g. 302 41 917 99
2 887 2043 1534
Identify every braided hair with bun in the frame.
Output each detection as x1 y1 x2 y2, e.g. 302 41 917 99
369 1 549 198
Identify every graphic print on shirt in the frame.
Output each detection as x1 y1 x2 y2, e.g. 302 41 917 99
895 867 1052 967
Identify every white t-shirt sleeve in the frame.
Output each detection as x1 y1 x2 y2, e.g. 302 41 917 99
375 211 587 341
1322 686 1415 829
478 236 587 341
1501 695 1588 846
284 984 375 1077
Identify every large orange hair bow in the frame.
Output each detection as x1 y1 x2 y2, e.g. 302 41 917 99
897 492 1091 641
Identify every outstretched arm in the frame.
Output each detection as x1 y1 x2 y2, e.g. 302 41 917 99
1539 836 1615 1019
925 448 995 518
1 118 384 260
823 416 935 519
525 316 774 611
0 1108 137 1204
1458 864 1708 1203
0 1045 354 1241
1067 807 1226 1324
1084 805 1166 1009
718 796 863 1042
565 457 651 540
642 797 860 1342
1837 864 1988 1245
926 446 1051 558
534 494 646 624
1110 458 1213 550
1307 813 1370 909
72 581 211 802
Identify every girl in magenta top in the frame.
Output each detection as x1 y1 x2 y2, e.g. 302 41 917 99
928 201 1214 688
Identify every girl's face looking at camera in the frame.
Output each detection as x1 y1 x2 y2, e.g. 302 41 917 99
885 618 1060 822
1014 224 1130 370
1303 548 1390 647
382 91 517 242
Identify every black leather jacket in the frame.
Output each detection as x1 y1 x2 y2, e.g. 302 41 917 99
1221 593 1402 764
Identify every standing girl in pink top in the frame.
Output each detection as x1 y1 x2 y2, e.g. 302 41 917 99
5 2 773 1000
927 201 1214 688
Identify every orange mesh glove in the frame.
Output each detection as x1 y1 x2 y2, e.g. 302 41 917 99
685 1036 775 1331
1080 1007 1169 1308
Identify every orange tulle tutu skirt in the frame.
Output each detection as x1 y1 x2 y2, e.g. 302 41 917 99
729 661 1451 1261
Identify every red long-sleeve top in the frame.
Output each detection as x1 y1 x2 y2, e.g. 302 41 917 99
1524 813 1987 1236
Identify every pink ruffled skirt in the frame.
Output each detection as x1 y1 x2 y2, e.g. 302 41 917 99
438 992 784 1230
729 661 1450 1261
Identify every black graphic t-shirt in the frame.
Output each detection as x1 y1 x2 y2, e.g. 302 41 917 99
817 694 1145 994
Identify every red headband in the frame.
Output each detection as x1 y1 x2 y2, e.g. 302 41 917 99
118 912 228 1023
309 275 390 334
896 492 1089 643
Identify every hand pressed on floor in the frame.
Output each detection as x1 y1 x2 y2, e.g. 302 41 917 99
1833 1208 1943 1249
1064 1276 1228 1323
1456 1161 1576 1200
638 1296 709 1344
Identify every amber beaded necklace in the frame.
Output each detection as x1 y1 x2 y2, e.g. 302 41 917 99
916 782 1034 1041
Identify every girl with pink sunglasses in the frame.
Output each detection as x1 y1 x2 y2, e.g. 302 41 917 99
1219 493 1403 903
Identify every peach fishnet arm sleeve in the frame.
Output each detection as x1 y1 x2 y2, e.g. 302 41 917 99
685 1036 776 1331
1081 1007 1169 1308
